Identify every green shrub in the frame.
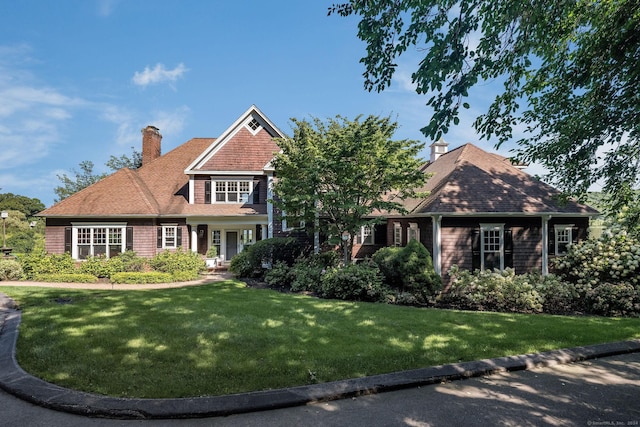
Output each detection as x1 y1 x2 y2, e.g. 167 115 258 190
35 273 98 283
553 229 640 290
229 238 304 278
371 246 402 287
20 244 77 279
373 240 442 299
110 272 174 284
586 282 639 317
79 255 116 278
117 250 148 272
0 259 23 281
319 262 390 302
229 249 253 277
535 274 580 314
551 229 640 316
397 239 442 296
149 248 205 275
290 251 339 293
444 267 546 313
264 261 296 288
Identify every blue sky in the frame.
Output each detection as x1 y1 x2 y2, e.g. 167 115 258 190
0 0 534 208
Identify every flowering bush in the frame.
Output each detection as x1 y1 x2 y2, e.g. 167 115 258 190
552 229 640 316
553 229 640 289
442 266 546 313
443 266 590 314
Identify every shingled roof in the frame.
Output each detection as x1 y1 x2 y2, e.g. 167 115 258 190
39 137 215 217
402 143 599 215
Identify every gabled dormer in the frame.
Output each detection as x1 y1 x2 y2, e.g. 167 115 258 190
185 105 285 205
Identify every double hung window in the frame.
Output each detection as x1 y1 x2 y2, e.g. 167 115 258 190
355 225 374 245
554 225 574 255
211 230 221 257
74 224 127 259
393 222 402 246
212 180 252 203
407 223 420 242
481 224 504 271
162 225 177 248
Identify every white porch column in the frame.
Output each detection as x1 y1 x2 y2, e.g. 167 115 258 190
261 225 268 240
432 215 442 276
267 173 274 238
190 226 198 253
541 215 550 275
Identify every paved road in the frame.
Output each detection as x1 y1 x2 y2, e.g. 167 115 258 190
1 351 638 427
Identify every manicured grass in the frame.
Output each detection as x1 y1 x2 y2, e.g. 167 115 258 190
1 281 639 398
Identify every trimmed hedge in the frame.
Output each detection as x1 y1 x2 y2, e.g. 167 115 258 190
110 272 174 284
34 273 98 283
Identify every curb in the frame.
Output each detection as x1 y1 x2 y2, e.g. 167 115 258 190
1 297 640 420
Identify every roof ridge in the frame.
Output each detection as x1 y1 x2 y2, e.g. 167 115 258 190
122 168 161 214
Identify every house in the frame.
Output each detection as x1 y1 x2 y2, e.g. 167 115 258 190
351 140 599 280
40 105 286 263
39 105 598 278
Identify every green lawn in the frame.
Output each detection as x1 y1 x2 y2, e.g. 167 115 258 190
1 280 639 398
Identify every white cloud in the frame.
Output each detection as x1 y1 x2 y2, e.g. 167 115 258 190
97 0 120 17
132 63 188 87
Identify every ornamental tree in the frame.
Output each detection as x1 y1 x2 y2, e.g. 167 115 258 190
330 0 640 216
271 114 427 263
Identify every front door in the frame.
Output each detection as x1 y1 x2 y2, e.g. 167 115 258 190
197 225 207 255
226 231 238 259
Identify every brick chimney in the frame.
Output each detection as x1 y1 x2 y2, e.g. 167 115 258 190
141 126 162 165
430 138 448 162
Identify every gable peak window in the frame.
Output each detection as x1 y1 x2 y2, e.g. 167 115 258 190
246 117 261 134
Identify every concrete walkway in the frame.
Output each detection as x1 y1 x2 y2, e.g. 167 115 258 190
1 283 639 424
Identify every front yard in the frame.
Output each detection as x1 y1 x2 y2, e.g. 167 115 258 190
1 279 639 398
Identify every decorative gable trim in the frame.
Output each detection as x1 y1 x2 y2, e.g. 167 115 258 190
184 105 286 174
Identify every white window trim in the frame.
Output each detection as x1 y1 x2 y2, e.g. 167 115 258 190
407 222 420 243
393 222 402 247
355 225 375 245
212 179 253 204
480 223 505 271
71 223 127 260
282 210 305 232
554 224 574 255
245 117 262 135
161 224 178 249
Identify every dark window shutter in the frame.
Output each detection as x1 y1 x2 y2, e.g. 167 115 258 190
157 227 162 248
126 227 133 251
176 227 182 247
374 224 386 245
204 180 211 204
504 229 513 269
572 226 580 244
471 229 481 271
253 181 260 204
64 227 72 254
548 226 555 256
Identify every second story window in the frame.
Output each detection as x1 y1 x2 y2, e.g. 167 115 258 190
212 180 253 203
